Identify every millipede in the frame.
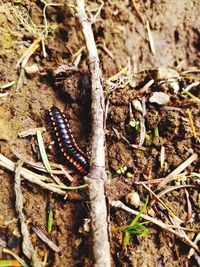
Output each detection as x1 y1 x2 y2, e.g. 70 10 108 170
48 106 89 175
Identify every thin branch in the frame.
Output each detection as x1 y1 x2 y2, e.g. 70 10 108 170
76 1 111 266
158 153 198 189
0 153 67 195
14 162 42 267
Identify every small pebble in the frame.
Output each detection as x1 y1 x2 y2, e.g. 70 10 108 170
126 191 140 208
149 92 170 105
132 100 143 113
25 64 39 75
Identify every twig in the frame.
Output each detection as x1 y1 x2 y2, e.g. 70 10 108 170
32 226 61 253
111 200 200 252
141 182 183 224
150 184 198 206
135 79 154 96
11 148 72 178
146 21 156 55
131 0 145 24
76 1 111 266
157 184 197 199
136 172 188 185
18 127 46 138
188 233 200 259
0 153 67 195
158 153 198 189
121 135 146 150
14 162 42 267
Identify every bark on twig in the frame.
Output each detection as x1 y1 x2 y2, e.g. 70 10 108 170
76 1 111 266
14 162 42 267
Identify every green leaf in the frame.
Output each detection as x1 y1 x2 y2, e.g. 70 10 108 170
3 249 29 267
129 195 149 227
48 208 53 233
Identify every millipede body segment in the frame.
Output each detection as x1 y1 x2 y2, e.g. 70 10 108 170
48 106 89 175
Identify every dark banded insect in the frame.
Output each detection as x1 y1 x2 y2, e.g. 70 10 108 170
48 106 89 175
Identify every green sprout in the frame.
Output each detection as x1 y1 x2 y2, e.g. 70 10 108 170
144 130 152 145
0 260 21 267
154 127 159 137
116 166 128 174
153 126 160 146
113 196 150 246
134 122 140 132
47 208 53 233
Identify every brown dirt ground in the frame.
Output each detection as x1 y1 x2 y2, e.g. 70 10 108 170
0 1 200 266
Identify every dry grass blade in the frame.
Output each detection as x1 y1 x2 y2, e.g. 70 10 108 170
0 81 16 89
58 164 74 182
146 21 156 55
14 162 42 267
111 201 200 252
107 65 128 82
141 182 183 224
186 109 197 139
182 89 200 104
158 153 198 189
135 79 154 96
150 184 198 207
121 135 146 150
160 146 165 169
32 226 61 253
188 233 200 259
11 147 74 181
0 153 66 195
157 184 197 199
0 92 9 97
36 130 52 175
18 127 46 138
185 189 193 221
16 38 41 68
183 81 200 92
136 172 188 185
131 0 145 24
138 114 146 146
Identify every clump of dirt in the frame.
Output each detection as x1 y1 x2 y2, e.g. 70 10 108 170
0 1 200 267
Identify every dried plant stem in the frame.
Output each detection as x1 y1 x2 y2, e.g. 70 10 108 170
141 182 183 224
76 1 111 266
111 200 199 252
0 154 66 195
158 153 198 189
14 162 42 267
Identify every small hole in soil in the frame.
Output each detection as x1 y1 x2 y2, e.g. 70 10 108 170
174 30 180 43
58 27 69 42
